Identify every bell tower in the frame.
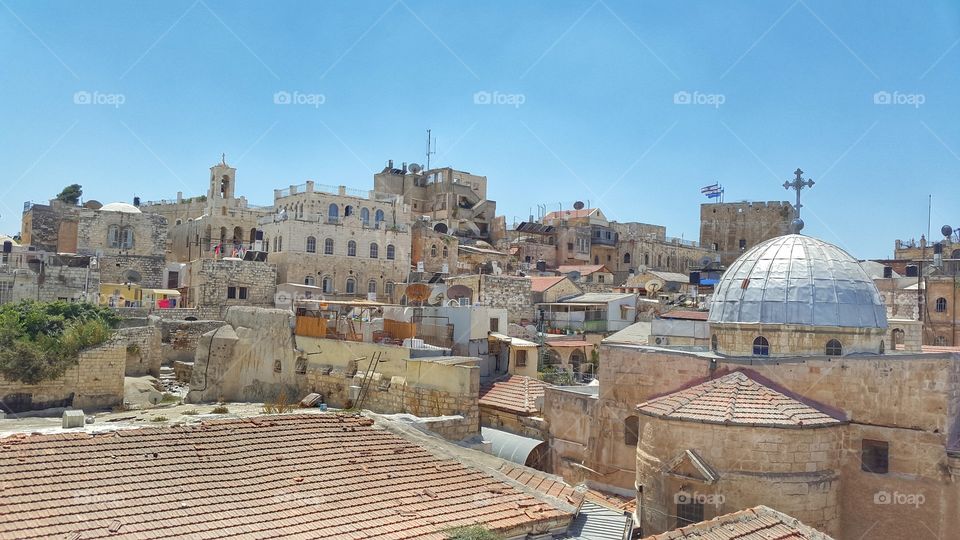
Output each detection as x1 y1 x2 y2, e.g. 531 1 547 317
209 154 236 201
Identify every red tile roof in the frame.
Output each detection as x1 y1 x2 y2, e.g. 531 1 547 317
529 276 566 293
642 505 834 539
0 414 570 539
480 375 550 415
497 463 636 514
637 371 844 428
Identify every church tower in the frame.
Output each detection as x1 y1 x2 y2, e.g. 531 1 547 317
208 154 236 202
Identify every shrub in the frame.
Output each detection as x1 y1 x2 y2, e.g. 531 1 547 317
0 301 118 384
211 406 229 414
445 525 502 540
181 409 199 415
150 416 168 422
160 393 178 403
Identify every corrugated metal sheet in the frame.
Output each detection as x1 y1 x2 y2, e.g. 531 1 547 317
481 427 545 466
566 500 632 539
708 234 887 329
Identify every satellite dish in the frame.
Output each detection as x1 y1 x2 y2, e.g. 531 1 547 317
428 286 445 305
408 163 422 174
645 279 664 295
123 269 142 283
573 201 585 210
405 283 431 304
84 200 103 210
942 224 954 238
447 284 472 300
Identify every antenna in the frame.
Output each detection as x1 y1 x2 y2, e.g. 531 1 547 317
426 129 436 170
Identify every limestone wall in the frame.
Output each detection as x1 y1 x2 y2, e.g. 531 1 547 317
699 201 793 266
0 339 124 412
446 274 534 323
116 324 163 377
77 208 167 257
185 259 277 320
636 416 842 536
0 264 98 304
97 254 166 289
712 322 885 357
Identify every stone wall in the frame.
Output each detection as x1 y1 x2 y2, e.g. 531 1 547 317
115 324 163 377
699 201 794 266
636 416 843 536
412 221 458 275
77 208 168 258
21 200 80 253
97 254 166 289
159 319 225 365
446 274 534 324
0 339 125 412
185 259 277 320
480 407 548 440
712 322 885 357
0 264 99 304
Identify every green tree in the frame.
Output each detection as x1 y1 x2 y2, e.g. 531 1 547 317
55 184 83 205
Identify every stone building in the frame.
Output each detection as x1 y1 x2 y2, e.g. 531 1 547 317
445 274 534 324
258 182 410 300
699 201 794 266
924 275 959 346
0 251 99 304
610 222 712 282
160 159 272 262
183 258 277 320
76 202 168 288
542 232 960 539
374 162 499 242
410 219 458 276
20 198 81 253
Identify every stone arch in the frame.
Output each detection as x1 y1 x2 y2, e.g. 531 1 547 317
624 415 639 446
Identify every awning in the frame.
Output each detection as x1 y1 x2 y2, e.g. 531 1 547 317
145 289 181 297
481 427 546 467
489 333 539 348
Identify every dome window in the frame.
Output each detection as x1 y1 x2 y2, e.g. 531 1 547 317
752 336 769 356
825 339 843 356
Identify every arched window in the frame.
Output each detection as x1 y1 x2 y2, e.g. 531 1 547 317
385 281 395 296
879 340 885 355
386 245 395 260
375 209 385 225
345 278 356 294
232 226 243 242
324 238 334 255
624 415 639 446
825 339 843 356
934 336 948 346
277 236 283 252
321 276 333 293
306 236 316 253
624 253 631 264
644 253 650 265
344 205 353 217
347 240 357 257
219 227 227 244
431 244 438 257
442 246 449 257
327 204 339 223
711 334 718 351
118 226 134 249
360 207 370 226
368 280 377 294
657 254 663 267
272 237 277 252
107 225 120 248
752 336 769 356
935 297 947 313
369 243 379 258
304 276 315 286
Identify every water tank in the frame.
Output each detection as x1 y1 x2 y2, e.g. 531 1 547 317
883 266 893 278
536 259 546 272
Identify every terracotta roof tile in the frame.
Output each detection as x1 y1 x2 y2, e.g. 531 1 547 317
642 505 834 539
528 276 566 293
0 414 570 539
637 371 844 428
479 375 550 415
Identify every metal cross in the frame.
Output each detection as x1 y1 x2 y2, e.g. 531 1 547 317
784 168 814 232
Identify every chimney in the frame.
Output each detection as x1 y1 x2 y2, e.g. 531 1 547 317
388 159 394 169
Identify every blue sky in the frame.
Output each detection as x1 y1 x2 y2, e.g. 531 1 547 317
1 0 958 258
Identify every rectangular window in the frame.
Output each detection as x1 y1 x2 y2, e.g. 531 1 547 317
516 349 527 367
861 439 889 473
238 287 249 300
676 499 704 527
167 271 179 289
567 242 574 250
295 358 307 375
227 286 237 299
489 318 499 332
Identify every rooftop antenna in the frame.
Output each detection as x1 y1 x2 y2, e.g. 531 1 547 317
783 168 814 233
426 129 436 170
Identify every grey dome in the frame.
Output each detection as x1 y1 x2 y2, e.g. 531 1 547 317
708 234 887 329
